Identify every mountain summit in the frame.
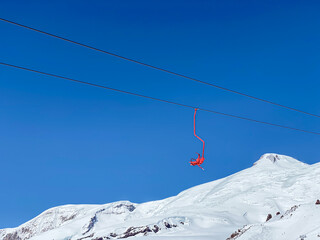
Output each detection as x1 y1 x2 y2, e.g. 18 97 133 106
1 153 320 240
253 153 308 168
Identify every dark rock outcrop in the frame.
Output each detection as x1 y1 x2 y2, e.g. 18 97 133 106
266 214 272 222
114 204 135 212
83 215 98 235
3 232 21 240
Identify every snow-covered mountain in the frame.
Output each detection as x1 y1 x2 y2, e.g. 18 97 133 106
1 153 320 240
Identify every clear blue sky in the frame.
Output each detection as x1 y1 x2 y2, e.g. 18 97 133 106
1 0 320 228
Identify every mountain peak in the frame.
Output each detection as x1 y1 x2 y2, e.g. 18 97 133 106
1 153 317 240
253 153 308 168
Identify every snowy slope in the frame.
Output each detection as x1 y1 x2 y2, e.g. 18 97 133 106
1 153 320 240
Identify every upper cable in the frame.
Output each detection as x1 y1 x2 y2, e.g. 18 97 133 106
0 17 319 118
